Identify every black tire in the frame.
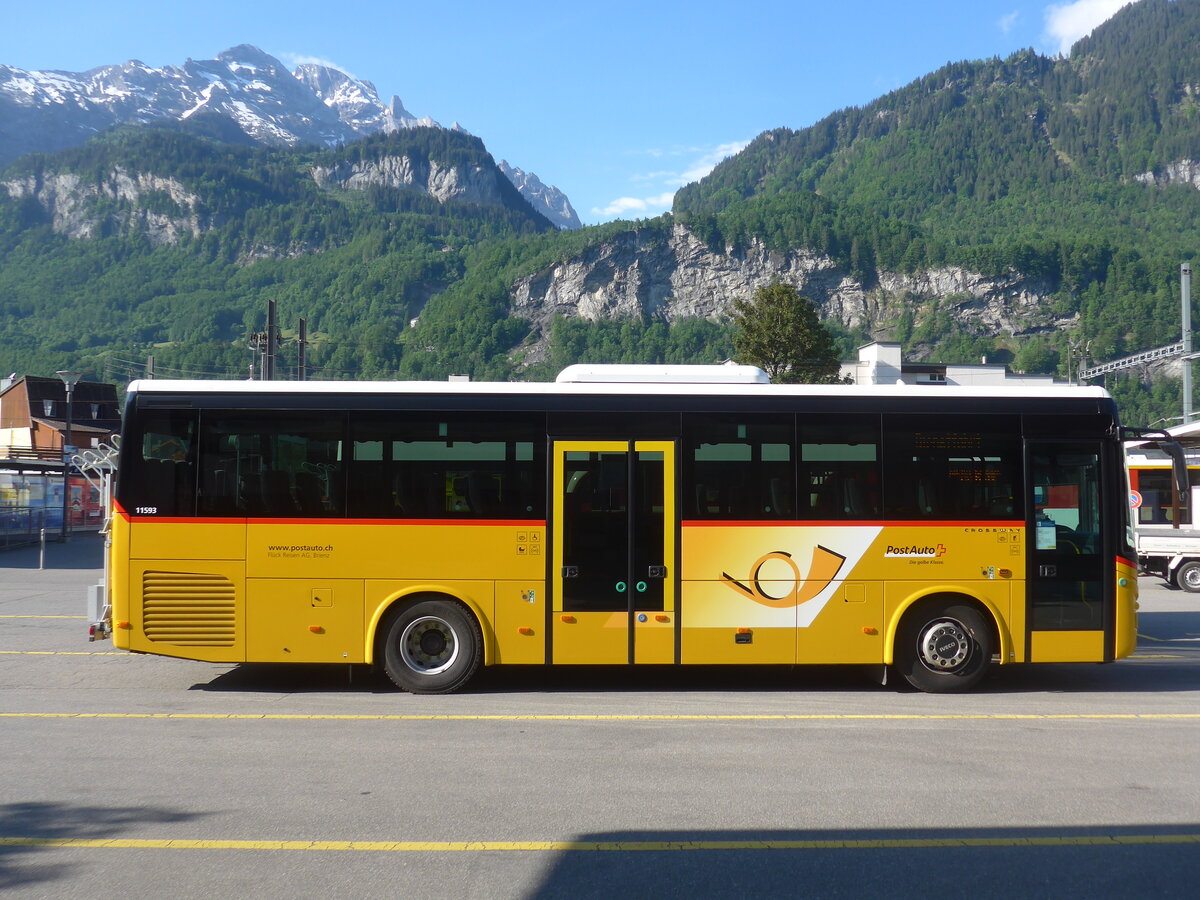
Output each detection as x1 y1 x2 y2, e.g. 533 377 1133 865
382 599 482 694
1175 561 1200 593
896 602 993 693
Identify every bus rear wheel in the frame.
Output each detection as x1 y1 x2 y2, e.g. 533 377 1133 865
896 603 992 693
382 599 482 694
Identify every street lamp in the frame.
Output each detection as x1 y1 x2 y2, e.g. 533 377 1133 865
56 370 80 541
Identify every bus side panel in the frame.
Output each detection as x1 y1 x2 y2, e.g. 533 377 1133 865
494 580 546 664
246 578 365 663
245 522 544 582
1028 631 1105 662
124 558 245 662
130 519 247 561
795 581 884 664
110 514 131 649
1114 557 1138 659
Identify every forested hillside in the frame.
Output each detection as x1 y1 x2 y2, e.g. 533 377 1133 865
1 0 1198 427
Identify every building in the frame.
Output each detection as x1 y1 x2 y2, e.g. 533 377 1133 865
839 342 1057 387
0 375 121 543
0 374 121 460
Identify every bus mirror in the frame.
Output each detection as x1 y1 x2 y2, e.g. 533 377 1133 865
1162 440 1190 503
1123 428 1189 525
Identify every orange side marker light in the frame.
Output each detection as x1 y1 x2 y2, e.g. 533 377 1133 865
308 625 324 634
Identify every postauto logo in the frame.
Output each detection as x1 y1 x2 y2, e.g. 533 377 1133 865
884 542 947 559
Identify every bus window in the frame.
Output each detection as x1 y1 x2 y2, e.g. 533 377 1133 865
121 410 197 516
798 417 881 519
684 414 793 519
347 413 545 520
883 415 1023 521
198 413 344 517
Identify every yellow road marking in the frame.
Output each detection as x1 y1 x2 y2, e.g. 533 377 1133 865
1 712 1198 721
0 834 1197 852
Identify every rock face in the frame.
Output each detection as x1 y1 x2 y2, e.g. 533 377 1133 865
1134 159 1200 190
510 221 1064 361
497 161 581 230
312 155 506 205
1 168 204 244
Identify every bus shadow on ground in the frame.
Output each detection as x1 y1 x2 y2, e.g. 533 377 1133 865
523 825 1200 899
189 654 1200 696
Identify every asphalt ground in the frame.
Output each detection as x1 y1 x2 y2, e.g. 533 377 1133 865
1 533 1198 898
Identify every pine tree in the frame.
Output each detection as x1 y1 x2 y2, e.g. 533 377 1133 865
729 282 845 383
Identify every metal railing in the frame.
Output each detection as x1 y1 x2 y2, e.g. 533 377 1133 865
0 506 52 549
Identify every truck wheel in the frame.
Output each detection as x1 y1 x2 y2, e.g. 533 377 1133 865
1176 561 1200 593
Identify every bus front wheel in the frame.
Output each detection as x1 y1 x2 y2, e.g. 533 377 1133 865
382 599 482 694
896 603 992 693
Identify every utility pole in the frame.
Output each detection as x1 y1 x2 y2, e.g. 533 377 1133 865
297 317 308 382
1183 262 1193 424
248 300 281 380
265 299 278 381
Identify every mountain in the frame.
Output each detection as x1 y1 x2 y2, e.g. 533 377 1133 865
497 161 581 230
509 0 1200 401
0 44 580 229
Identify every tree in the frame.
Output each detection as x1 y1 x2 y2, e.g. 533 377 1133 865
729 282 845 383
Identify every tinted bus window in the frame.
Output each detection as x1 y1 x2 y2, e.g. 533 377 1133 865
798 417 881 519
121 410 198 516
684 414 794 519
883 415 1023 520
347 413 545 519
198 413 345 517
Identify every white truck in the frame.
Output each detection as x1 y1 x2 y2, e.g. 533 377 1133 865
1127 429 1198 590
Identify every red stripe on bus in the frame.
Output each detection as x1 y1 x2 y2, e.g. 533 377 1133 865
1116 554 1136 569
681 520 1026 528
119 515 546 527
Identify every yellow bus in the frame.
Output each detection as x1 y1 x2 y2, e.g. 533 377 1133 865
92 364 1168 693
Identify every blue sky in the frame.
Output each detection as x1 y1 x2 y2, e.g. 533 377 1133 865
1 0 1131 224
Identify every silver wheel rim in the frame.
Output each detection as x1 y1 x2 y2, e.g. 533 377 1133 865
917 619 971 672
1184 568 1200 590
399 616 460 675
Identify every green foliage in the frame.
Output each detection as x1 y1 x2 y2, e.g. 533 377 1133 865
729 283 844 383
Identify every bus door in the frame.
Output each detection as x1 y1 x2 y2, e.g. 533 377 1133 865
552 441 676 664
1026 440 1109 661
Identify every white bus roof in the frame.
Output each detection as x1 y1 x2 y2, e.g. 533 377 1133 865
126 375 1112 402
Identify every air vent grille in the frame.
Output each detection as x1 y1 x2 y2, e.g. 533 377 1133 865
142 571 236 646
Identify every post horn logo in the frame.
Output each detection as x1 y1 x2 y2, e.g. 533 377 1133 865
720 546 847 609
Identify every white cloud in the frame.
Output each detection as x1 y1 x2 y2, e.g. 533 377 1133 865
1043 0 1128 55
279 52 357 79
998 10 1020 34
594 139 751 220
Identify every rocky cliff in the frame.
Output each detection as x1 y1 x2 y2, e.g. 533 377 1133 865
509 221 1066 362
1 168 205 243
311 155 506 206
